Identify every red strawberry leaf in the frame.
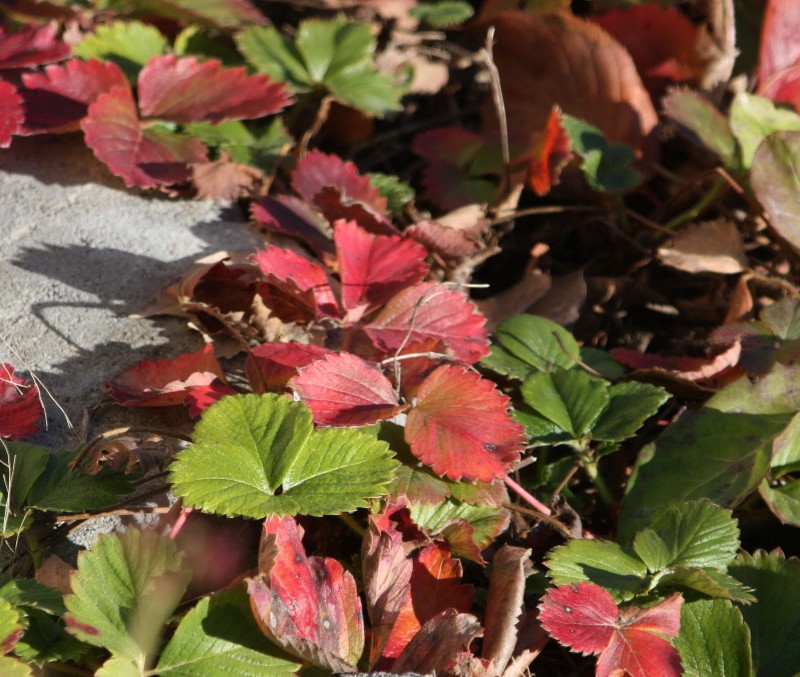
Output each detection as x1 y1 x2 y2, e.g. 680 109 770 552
380 541 473 665
527 106 571 196
185 379 237 417
20 59 128 135
539 583 683 677
107 344 225 407
81 86 208 188
251 246 340 320
289 352 407 427
404 365 524 483
0 22 70 70
245 342 334 392
0 364 42 440
758 0 800 96
247 515 364 672
0 80 23 148
293 149 385 211
334 219 429 314
137 55 291 124
250 195 334 263
363 282 490 364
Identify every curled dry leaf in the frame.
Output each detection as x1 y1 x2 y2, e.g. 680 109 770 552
657 219 747 274
480 10 658 166
191 154 265 201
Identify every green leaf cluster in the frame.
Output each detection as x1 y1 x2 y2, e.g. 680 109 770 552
236 16 405 114
170 393 399 518
409 1 475 27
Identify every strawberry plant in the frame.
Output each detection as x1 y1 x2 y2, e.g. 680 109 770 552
5 0 800 674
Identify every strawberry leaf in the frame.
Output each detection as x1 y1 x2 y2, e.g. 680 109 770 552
20 59 128 135
528 106 572 196
592 381 670 443
289 352 407 426
0 23 69 70
64 529 190 663
539 583 683 677
293 150 385 209
138 55 291 124
0 599 22 656
729 92 800 169
405 365 524 482
252 246 340 319
81 86 208 188
364 282 489 364
170 393 398 517
334 219 429 313
379 541 473 663
0 365 42 440
147 0 266 28
73 21 168 80
107 344 225 408
155 587 301 675
247 515 364 672
245 342 334 392
0 81 23 148
674 599 752 677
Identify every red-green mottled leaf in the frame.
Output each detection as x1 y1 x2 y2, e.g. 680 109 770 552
252 246 340 319
539 583 683 677
0 23 69 70
380 541 473 664
0 80 23 148
405 365 524 482
107 344 226 407
289 353 406 427
245 342 334 392
0 364 42 440
334 219 429 313
364 282 489 364
247 515 364 672
138 55 291 124
81 86 208 188
20 59 128 135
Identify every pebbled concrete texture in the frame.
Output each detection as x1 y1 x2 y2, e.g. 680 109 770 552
0 134 261 449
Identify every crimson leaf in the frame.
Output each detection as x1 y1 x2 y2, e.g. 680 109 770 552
0 80 22 148
0 365 42 440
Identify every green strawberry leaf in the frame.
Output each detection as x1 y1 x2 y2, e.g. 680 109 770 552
74 21 168 80
632 500 740 572
170 394 398 518
759 478 800 526
655 567 755 603
64 529 190 665
545 539 649 601
156 587 301 675
730 92 800 169
487 314 580 375
592 381 669 443
674 599 753 677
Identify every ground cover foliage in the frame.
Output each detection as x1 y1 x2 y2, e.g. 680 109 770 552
2 0 800 674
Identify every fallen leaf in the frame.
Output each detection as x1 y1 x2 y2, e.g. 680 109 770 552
289 352 407 426
527 106 572 196
405 219 483 260
539 582 683 677
185 379 238 417
480 11 658 165
610 340 742 384
0 22 70 69
405 365 525 482
107 344 226 407
245 342 334 392
191 154 265 201
657 219 747 274
35 554 74 595
0 364 42 440
757 0 800 99
247 515 364 672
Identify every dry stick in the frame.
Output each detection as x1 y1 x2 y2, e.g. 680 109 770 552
480 26 510 174
502 501 574 540
488 204 599 228
41 505 175 525
549 463 580 506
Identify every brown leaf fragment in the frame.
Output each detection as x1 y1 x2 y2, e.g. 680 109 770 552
479 10 658 165
35 555 73 595
191 155 265 202
482 546 533 673
392 609 483 675
657 219 747 274
405 220 483 260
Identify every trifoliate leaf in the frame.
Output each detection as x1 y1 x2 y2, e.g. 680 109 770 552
729 549 800 676
409 1 474 27
170 394 398 518
74 21 168 80
546 539 649 601
592 382 669 442
521 368 609 439
632 500 740 572
64 529 190 664
156 587 301 675
674 599 752 677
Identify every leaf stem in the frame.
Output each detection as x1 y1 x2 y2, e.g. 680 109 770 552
504 475 551 515
582 459 614 507
339 512 366 538
662 176 727 231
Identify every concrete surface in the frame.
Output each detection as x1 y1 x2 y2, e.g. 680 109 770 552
0 134 261 449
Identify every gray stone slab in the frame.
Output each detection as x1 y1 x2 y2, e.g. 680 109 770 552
0 134 261 449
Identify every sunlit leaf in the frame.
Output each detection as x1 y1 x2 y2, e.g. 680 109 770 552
0 364 42 440
74 21 167 79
